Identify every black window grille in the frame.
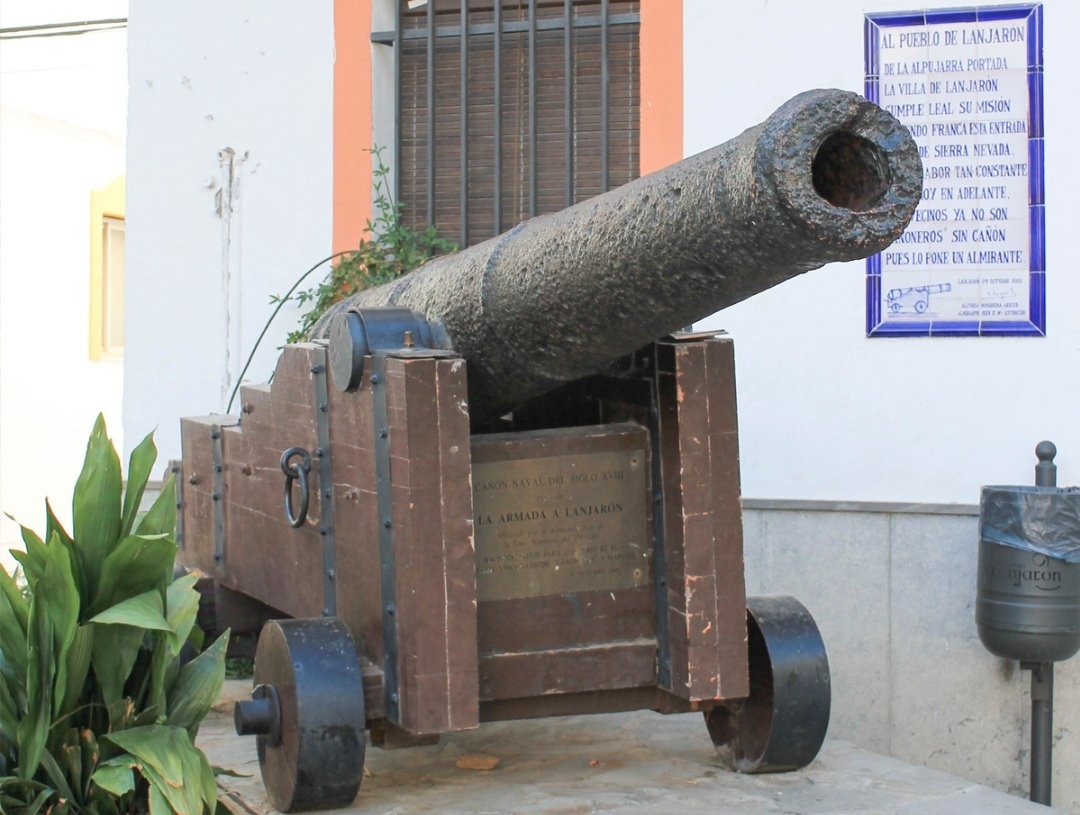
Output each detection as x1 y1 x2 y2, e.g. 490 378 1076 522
373 0 641 248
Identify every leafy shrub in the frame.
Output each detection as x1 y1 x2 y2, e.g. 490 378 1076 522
0 415 228 814
274 146 456 343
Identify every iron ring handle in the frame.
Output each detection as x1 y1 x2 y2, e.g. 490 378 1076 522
280 447 312 529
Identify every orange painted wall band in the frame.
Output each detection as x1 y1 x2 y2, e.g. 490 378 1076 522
333 0 373 253
640 0 684 174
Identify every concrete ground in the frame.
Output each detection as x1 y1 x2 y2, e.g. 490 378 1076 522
200 681 1061 815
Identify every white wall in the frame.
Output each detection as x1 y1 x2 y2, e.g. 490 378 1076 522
124 1 335 463
745 507 1080 812
686 0 1079 505
0 2 128 564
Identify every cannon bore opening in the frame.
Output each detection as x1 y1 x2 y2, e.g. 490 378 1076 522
811 131 891 211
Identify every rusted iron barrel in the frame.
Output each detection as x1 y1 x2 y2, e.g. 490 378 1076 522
318 88 921 420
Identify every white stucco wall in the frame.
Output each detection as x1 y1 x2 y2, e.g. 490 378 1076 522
124 1 335 463
123 1 1080 504
687 0 1079 504
0 2 128 564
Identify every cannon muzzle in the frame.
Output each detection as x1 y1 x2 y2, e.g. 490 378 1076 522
319 88 922 420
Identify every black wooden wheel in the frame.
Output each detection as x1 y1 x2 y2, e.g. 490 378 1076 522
234 617 366 811
705 595 831 773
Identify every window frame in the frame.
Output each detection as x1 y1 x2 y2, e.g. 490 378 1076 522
374 0 641 247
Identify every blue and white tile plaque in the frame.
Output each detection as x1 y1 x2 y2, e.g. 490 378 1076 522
864 4 1044 337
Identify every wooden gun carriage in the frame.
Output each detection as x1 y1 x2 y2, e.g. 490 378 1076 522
175 89 922 811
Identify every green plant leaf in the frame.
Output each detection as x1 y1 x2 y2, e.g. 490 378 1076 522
16 596 53 780
72 414 123 600
59 625 94 718
45 500 74 547
60 738 83 808
89 624 144 711
135 478 176 539
165 574 201 662
105 697 138 733
211 765 251 778
39 534 80 719
46 500 84 608
105 725 214 814
149 630 169 723
0 666 20 741
37 746 76 808
0 782 55 815
11 523 48 586
196 742 219 814
167 630 229 738
78 728 100 803
0 568 29 685
89 590 171 632
121 431 158 539
90 789 122 815
0 565 28 634
90 758 135 797
147 777 173 815
89 534 175 617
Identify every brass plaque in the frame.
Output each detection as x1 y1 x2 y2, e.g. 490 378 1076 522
473 448 649 602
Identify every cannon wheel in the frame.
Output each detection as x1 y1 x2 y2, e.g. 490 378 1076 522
704 595 830 773
236 617 366 812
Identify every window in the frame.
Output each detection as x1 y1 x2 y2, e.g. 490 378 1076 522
89 175 125 359
100 216 125 356
378 0 641 247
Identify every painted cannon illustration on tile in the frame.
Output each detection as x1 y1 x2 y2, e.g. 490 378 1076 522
175 89 922 811
886 282 952 314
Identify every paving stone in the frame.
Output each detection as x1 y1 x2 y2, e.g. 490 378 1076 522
200 703 1061 814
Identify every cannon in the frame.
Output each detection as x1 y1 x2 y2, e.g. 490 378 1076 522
176 88 921 811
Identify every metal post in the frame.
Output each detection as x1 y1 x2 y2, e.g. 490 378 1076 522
493 0 502 234
393 0 402 207
1029 661 1053 806
599 0 609 192
1028 439 1057 807
460 0 469 247
563 0 574 209
426 0 436 228
527 0 538 217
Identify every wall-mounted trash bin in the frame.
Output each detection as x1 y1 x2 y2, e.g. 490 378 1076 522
975 442 1080 807
976 485 1080 663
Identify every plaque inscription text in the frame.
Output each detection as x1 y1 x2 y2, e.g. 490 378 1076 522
473 448 649 602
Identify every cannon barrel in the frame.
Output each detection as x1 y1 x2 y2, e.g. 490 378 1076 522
319 89 922 420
